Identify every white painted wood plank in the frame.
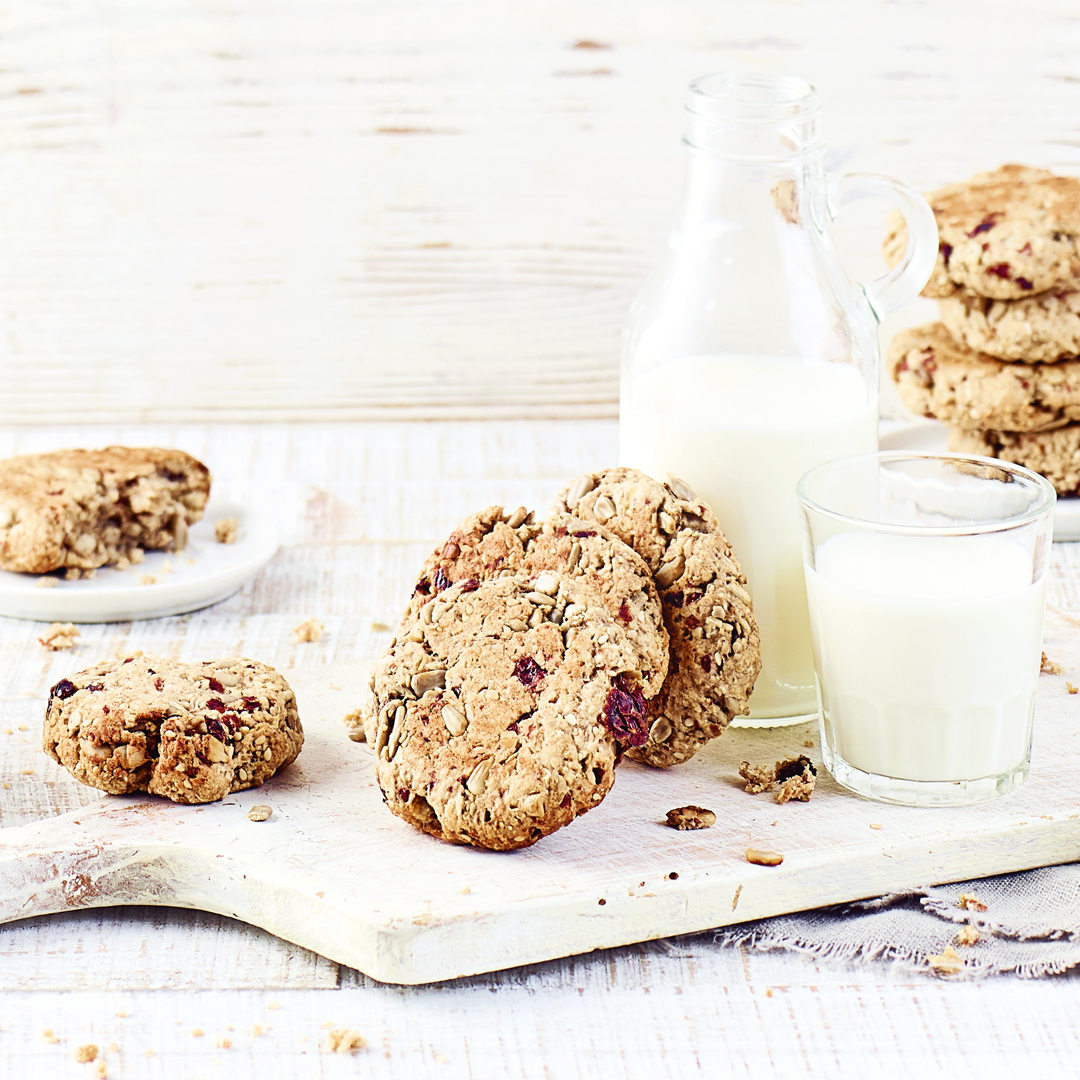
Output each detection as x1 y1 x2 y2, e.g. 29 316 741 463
0 1 1077 420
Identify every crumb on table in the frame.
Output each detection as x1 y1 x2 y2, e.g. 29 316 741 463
35 576 60 589
139 574 156 586
343 706 366 742
292 618 324 644
1068 682 1078 695
75 1044 97 1062
215 517 239 544
324 1028 366 1055
744 847 784 867
38 623 80 651
739 755 817 803
248 804 273 822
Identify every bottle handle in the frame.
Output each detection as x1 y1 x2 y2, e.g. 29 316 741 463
829 172 938 323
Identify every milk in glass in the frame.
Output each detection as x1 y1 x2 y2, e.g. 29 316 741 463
805 531 1045 781
621 355 878 719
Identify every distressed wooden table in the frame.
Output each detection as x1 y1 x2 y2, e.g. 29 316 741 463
2 0 1080 1074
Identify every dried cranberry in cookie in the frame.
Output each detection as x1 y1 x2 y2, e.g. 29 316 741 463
368 574 652 851
551 467 760 768
42 653 302 804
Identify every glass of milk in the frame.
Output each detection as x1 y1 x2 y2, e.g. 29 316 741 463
798 451 1056 806
620 74 938 725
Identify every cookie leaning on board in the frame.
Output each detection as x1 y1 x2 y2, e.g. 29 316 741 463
551 468 761 769
43 653 303 804
369 574 654 851
0 447 211 575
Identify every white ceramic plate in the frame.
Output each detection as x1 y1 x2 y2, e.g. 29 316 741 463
0 500 278 623
879 420 1080 541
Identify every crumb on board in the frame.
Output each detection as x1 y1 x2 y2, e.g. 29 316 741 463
739 756 817 803
927 944 964 976
343 707 366 742
215 516 240 544
216 1037 232 1049
664 805 716 830
35 577 59 588
292 618 324 644
324 1028 366 1055
956 925 980 946
802 738 814 748
114 1011 128 1019
1068 682 1078 695
43 1029 60 1044
958 893 988 912
745 848 784 867
191 1028 204 1038
64 567 81 581
251 1024 267 1037
870 823 882 830
268 1002 282 1011
1042 651 1064 676
38 622 81 650
731 884 742 911
371 621 392 632
94 1060 107 1079
75 1043 97 1062
248 804 272 822
139 574 156 586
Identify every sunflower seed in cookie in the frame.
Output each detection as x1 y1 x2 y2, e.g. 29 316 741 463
890 322 1080 432
368 573 652 851
552 467 760 768
42 653 303 804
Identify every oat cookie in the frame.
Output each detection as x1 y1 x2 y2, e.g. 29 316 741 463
948 424 1080 497
883 165 1080 300
890 323 1080 432
938 289 1080 362
399 505 669 695
551 468 760 768
368 574 651 850
0 447 210 574
43 653 303 804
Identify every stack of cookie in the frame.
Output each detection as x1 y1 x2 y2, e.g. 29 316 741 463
361 468 761 851
884 165 1080 494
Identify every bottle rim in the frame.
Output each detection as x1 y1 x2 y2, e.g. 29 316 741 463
686 73 821 125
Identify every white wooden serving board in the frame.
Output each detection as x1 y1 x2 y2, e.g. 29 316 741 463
3 609 1080 987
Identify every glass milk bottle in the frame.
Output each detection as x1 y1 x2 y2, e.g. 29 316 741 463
620 74 938 724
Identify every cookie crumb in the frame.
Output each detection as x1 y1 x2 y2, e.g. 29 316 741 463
191 1028 203 1038
43 1029 61 1044
39 622 80 650
115 1011 127 1018
1068 682 1078 695
958 893 988 912
802 738 814 748
35 576 60 588
216 1036 232 1049
371 621 392 632
93 1060 107 1079
248 804 272 822
665 805 716 830
1041 651 1064 676
292 618 323 644
268 1002 282 1011
75 1043 97 1062
251 1024 267 1037
215 517 239 544
869 823 882 830
65 567 82 581
927 944 964 976
343 707 366 742
325 1028 366 1055
738 761 776 794
745 848 784 866
732 884 743 911
740 756 817 802
139 574 156 586
956 925 980 946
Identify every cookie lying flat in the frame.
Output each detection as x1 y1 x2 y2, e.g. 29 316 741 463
883 165 1080 300
43 654 303 804
551 468 760 768
948 425 1080 497
890 323 1080 432
368 574 651 850
0 447 211 574
938 289 1080 363
400 505 668 695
